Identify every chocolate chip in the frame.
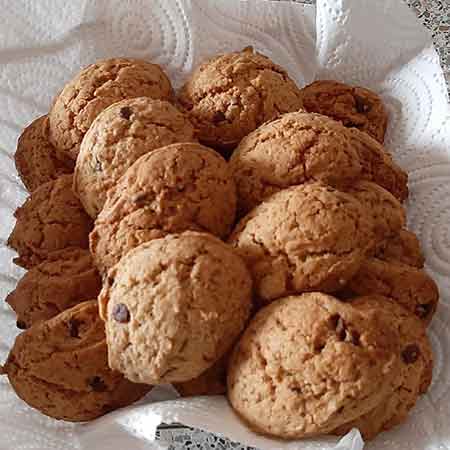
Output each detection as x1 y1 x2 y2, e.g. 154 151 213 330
120 106 132 120
94 156 102 172
88 376 107 392
335 317 347 341
402 344 421 364
16 320 27 330
416 302 433 319
68 319 81 338
212 111 226 123
289 385 302 394
176 184 185 192
354 95 371 113
112 303 130 323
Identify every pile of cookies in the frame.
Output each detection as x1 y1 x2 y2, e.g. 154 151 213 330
2 48 439 441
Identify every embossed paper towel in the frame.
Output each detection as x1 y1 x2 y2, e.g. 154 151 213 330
0 0 449 449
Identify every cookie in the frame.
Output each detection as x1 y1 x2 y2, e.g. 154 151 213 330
48 58 173 161
333 295 433 440
347 258 439 325
174 356 228 397
15 115 73 192
74 98 196 218
348 127 408 201
178 47 303 151
375 229 425 268
99 232 252 385
300 80 388 143
227 293 401 438
90 143 236 274
230 111 363 214
6 248 101 328
1 301 151 421
229 182 375 303
346 181 406 243
7 175 93 269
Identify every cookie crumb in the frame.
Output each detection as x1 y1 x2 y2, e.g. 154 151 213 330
401 344 421 364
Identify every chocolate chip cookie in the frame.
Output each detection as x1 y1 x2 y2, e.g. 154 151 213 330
229 182 374 303
334 295 433 440
178 47 303 151
48 58 173 161
90 143 236 274
1 301 151 421
100 232 252 385
74 98 196 218
230 111 363 214
227 293 401 438
6 248 101 328
348 258 439 325
8 175 93 269
15 116 73 192
300 80 388 143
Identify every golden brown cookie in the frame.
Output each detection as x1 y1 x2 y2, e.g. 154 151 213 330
347 258 439 325
99 232 252 385
15 116 73 192
174 356 228 397
48 58 173 161
227 293 401 439
1 301 151 421
90 143 236 274
334 295 433 440
300 80 388 143
8 175 93 269
348 128 408 201
178 47 303 151
346 181 406 243
375 229 425 268
230 111 363 214
6 248 101 328
74 98 196 218
229 182 375 303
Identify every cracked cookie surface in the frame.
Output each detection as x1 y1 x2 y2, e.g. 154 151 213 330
15 116 73 192
178 47 303 151
99 232 252 385
347 258 439 325
6 248 101 328
300 80 388 143
227 293 400 438
90 143 236 274
334 295 433 440
345 181 406 244
230 111 363 214
229 182 375 303
48 58 173 161
8 175 93 269
74 98 196 218
1 301 151 421
348 128 408 201
375 229 425 268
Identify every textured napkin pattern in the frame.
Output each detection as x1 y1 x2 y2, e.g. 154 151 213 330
0 1 449 449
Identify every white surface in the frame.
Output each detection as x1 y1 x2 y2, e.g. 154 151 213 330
0 1 449 449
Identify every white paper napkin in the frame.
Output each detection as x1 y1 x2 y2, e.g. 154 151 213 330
0 1 449 449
